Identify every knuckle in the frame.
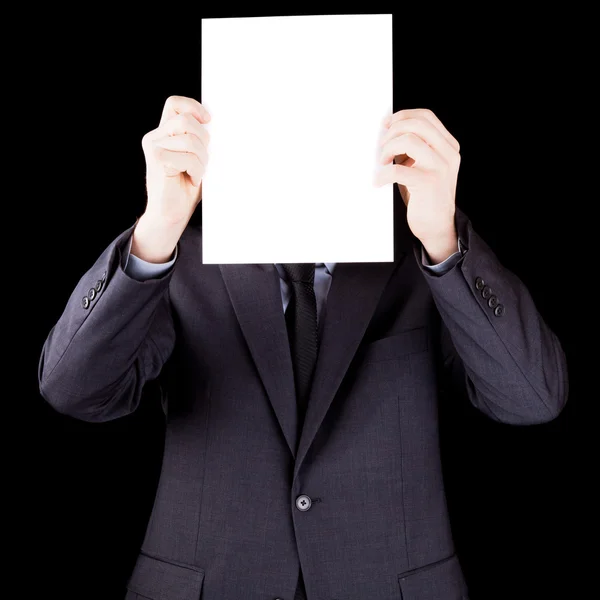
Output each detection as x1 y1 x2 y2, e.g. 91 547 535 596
166 113 182 127
165 95 180 107
388 120 404 134
142 129 158 148
393 118 418 136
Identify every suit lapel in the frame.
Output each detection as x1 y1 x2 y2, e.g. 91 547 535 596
292 258 402 478
293 199 415 475
219 263 299 457
218 198 416 468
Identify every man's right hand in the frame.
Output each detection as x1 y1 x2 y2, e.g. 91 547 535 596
132 96 211 263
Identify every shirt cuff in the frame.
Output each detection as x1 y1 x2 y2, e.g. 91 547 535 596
421 238 464 275
122 235 178 281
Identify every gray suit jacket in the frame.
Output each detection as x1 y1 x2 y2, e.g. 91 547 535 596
38 203 568 600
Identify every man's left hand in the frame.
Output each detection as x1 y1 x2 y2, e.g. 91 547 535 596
375 109 461 260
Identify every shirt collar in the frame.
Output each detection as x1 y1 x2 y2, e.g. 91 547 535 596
322 262 336 275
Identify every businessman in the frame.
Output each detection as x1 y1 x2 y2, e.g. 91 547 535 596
39 96 568 600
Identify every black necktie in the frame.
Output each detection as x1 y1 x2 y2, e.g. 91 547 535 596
281 263 318 428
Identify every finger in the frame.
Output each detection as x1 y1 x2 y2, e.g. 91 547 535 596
154 133 209 165
160 95 211 128
380 117 457 162
162 113 210 148
384 109 459 152
155 148 205 187
380 133 444 169
142 112 210 147
374 163 427 188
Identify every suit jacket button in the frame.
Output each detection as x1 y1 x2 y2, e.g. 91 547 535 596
101 270 107 282
475 276 485 290
88 288 97 301
488 295 498 308
494 304 505 317
296 495 312 511
95 279 103 292
481 285 492 299
82 296 90 309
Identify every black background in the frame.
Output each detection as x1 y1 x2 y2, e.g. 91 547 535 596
27 6 579 599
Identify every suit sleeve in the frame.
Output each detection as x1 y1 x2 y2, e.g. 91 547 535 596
415 206 568 425
38 221 177 422
123 233 178 280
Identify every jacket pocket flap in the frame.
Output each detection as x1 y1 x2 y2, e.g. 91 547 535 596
362 326 429 363
398 554 468 599
127 552 205 600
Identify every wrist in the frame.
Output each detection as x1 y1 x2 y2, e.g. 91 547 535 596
420 229 459 265
130 212 185 263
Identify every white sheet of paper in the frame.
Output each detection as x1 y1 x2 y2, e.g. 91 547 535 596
201 14 393 264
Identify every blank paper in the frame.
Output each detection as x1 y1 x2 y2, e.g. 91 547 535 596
201 14 393 264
